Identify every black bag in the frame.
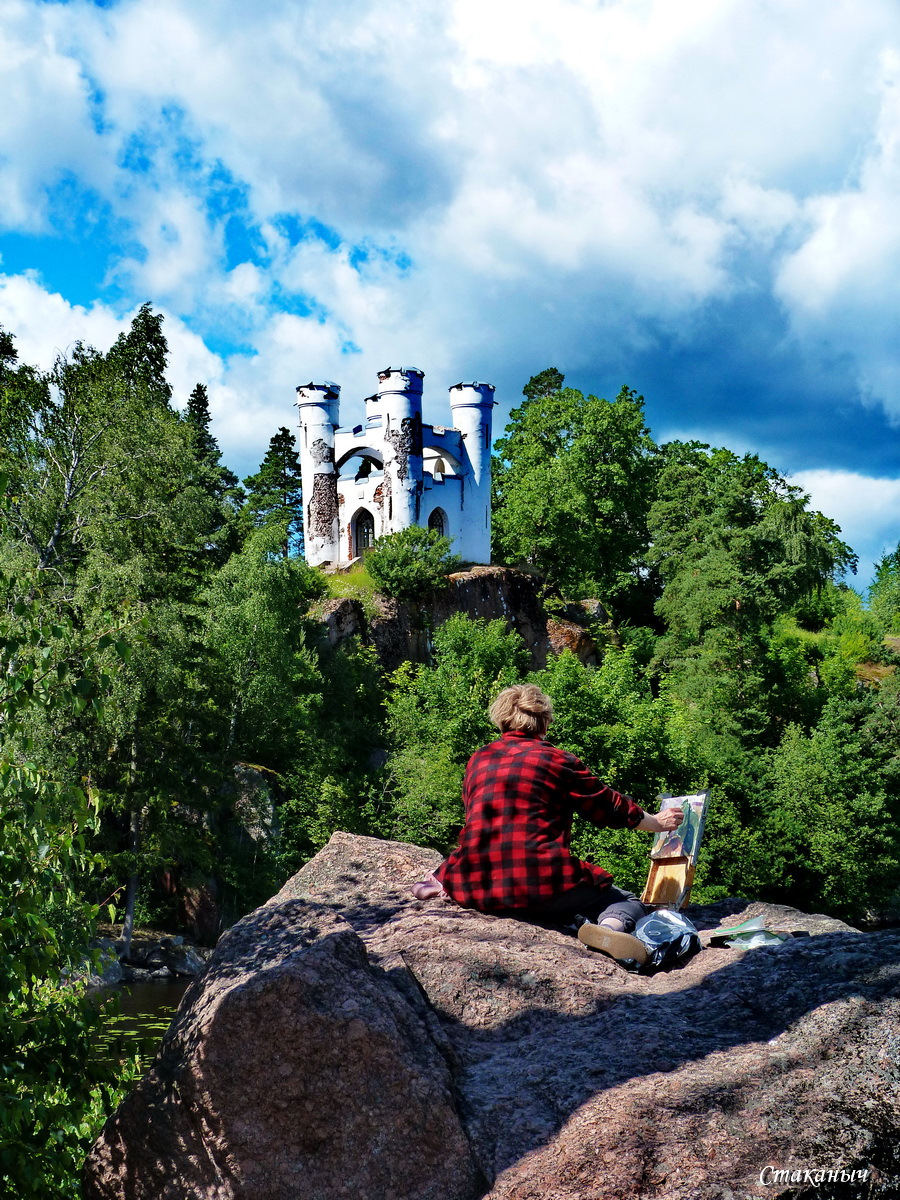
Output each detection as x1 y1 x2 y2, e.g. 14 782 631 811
632 909 701 972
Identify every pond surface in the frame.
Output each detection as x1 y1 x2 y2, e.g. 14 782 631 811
95 978 192 1066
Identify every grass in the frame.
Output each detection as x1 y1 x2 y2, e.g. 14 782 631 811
310 562 383 620
856 661 897 684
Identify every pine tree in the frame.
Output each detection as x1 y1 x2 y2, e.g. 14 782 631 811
242 427 304 557
185 382 243 565
186 383 219 467
108 301 172 406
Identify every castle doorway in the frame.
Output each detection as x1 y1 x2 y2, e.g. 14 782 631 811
354 509 376 556
428 509 447 538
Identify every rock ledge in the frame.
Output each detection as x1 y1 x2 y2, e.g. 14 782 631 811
86 832 900 1200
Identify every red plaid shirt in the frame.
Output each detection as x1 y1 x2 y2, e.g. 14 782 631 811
434 730 645 911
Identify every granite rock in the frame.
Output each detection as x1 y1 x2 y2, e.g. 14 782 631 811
84 899 482 1200
87 832 900 1199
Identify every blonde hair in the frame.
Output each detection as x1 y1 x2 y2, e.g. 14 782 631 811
489 684 554 736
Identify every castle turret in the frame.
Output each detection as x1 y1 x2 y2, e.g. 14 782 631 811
378 367 424 533
295 381 340 566
450 381 495 563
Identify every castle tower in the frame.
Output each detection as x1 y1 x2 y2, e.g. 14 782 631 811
295 381 340 566
450 381 496 563
377 367 424 534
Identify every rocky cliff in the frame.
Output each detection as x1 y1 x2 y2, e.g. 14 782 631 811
85 833 900 1200
319 565 601 669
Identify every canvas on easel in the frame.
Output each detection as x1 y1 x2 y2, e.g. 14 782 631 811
641 791 710 909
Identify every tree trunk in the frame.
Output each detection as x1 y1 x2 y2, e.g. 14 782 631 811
120 808 141 959
120 740 141 959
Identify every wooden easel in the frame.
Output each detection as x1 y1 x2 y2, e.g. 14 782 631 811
641 791 710 910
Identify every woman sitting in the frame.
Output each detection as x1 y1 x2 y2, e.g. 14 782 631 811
426 683 683 965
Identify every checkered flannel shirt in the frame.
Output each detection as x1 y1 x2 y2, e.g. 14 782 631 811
434 730 645 911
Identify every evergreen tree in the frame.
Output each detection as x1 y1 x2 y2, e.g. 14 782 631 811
242 427 304 557
186 383 220 467
108 301 172 406
647 441 857 746
185 382 243 565
0 308 227 951
0 559 139 1196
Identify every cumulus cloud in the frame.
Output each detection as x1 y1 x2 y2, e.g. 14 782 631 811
0 271 123 364
0 269 221 413
791 468 900 584
0 0 112 230
1 0 900 524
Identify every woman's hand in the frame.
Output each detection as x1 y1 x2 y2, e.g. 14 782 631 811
637 807 684 833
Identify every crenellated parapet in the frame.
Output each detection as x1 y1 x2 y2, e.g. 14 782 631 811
295 367 495 567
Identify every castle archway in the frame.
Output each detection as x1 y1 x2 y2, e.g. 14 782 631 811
428 508 448 538
352 508 376 557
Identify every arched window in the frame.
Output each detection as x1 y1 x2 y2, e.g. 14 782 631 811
355 510 375 556
428 509 446 538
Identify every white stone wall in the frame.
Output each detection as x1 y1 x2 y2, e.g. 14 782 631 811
297 369 495 567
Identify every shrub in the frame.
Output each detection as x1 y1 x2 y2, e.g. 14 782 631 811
366 526 461 600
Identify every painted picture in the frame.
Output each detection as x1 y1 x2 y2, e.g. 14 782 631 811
649 791 710 865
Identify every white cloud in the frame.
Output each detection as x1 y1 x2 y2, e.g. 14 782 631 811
2 0 900 483
791 468 900 584
0 271 123 365
0 0 111 230
0 269 220 409
776 47 900 417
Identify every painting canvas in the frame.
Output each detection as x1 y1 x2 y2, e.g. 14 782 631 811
649 791 710 866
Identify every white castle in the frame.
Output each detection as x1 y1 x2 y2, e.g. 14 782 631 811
295 367 495 568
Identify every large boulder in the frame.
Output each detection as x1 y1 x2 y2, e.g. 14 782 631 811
87 832 900 1199
84 899 482 1200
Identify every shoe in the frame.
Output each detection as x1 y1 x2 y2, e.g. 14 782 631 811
578 922 649 965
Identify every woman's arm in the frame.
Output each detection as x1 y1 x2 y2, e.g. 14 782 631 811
636 807 684 833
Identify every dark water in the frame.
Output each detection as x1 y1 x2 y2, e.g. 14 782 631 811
95 978 191 1065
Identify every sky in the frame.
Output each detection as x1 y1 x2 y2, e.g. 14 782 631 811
2 0 900 587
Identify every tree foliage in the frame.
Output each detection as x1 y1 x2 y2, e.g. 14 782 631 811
377 614 528 846
0 562 138 1197
366 525 461 600
2 316 899 1189
869 543 900 634
492 373 658 611
242 426 304 558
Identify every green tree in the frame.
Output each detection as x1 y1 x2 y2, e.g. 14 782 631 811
186 382 220 467
532 648 700 896
378 614 528 846
108 301 172 406
0 562 138 1198
492 372 658 611
185 382 243 565
366 526 461 600
767 677 900 918
648 442 856 744
0 310 232 953
242 427 303 557
205 525 326 762
869 543 900 634
278 640 386 869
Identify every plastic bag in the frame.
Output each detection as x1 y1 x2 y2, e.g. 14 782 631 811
633 909 702 972
707 914 794 949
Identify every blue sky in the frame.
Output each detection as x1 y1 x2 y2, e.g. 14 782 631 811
2 0 900 585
